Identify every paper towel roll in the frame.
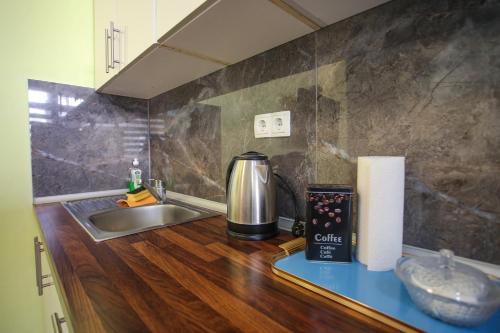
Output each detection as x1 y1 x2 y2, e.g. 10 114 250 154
356 156 405 271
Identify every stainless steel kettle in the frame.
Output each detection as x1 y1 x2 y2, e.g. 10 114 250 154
226 151 278 240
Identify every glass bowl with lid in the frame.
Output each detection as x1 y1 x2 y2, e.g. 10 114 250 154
395 249 500 327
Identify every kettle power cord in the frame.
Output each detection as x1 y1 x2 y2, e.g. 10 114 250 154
273 173 304 238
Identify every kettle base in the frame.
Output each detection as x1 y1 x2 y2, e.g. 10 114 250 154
226 221 278 240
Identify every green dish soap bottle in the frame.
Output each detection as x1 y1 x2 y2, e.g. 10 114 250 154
128 158 142 191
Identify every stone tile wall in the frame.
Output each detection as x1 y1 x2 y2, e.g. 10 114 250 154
29 80 149 197
149 0 500 263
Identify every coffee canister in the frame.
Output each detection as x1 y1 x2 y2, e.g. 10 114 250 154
305 184 353 262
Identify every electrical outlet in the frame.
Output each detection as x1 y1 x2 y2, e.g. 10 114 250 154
270 111 290 137
254 113 272 138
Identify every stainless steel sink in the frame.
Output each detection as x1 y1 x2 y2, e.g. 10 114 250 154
62 196 220 242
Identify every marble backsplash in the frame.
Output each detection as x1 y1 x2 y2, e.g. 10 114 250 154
29 80 149 197
149 0 500 264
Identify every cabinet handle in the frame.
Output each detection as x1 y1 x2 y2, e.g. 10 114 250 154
109 21 121 69
53 312 66 333
105 28 110 73
34 237 53 296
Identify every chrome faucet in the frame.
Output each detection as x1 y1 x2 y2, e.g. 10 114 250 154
143 179 167 204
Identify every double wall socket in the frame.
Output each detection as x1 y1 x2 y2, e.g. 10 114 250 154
254 111 291 138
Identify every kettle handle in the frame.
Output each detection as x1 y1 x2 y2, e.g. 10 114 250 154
225 156 238 193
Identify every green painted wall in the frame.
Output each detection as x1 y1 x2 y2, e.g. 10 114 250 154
0 0 94 331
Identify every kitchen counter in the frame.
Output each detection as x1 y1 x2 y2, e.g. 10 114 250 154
36 203 399 333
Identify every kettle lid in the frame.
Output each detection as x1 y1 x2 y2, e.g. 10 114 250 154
235 151 268 160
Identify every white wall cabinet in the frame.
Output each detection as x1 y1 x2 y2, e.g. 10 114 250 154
96 0 389 98
115 0 155 67
94 0 155 89
94 0 119 89
156 0 206 39
94 0 211 90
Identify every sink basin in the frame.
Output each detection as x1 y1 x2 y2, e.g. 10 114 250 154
90 204 203 232
63 197 220 242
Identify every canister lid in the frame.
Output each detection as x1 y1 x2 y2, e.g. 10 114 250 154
307 184 353 193
235 151 268 160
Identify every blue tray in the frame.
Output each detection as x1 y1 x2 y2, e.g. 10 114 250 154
272 251 499 333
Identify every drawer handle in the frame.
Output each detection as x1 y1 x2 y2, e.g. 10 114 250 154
105 28 110 73
53 312 66 333
34 237 53 296
109 21 121 69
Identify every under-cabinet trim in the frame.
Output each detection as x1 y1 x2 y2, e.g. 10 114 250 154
159 44 230 66
156 0 220 44
267 0 322 30
96 43 159 94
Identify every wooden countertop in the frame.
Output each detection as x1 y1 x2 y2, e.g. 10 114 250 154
36 203 398 333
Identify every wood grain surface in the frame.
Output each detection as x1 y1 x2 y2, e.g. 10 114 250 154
36 204 399 333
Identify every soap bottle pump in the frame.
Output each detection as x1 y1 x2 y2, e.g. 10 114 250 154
128 158 142 191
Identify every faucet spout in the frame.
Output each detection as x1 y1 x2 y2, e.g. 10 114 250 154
143 179 167 204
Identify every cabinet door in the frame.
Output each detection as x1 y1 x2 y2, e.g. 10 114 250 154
116 0 155 68
156 0 206 40
41 250 69 333
94 0 118 88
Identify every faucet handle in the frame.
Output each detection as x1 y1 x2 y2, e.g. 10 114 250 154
145 179 167 204
148 178 166 189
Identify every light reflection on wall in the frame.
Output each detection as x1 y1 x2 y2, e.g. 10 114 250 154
28 80 151 196
28 90 48 103
197 66 316 177
29 107 52 124
57 95 83 107
28 90 51 124
27 87 159 161
149 117 165 137
28 88 86 124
